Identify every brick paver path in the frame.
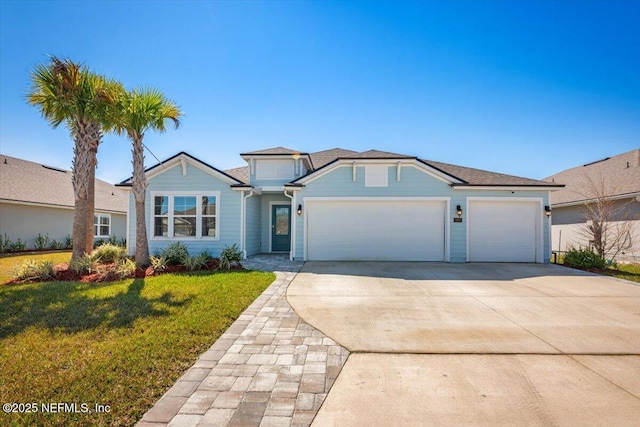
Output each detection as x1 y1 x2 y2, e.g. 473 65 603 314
137 263 350 427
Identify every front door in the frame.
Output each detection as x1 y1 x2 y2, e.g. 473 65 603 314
271 205 291 252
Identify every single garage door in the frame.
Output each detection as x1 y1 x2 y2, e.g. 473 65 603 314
468 200 540 262
306 199 446 261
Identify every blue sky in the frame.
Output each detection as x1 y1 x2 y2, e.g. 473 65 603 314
1 0 638 184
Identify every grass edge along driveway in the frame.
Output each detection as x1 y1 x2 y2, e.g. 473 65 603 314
0 269 275 427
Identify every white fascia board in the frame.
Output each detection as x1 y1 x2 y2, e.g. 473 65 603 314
260 186 285 192
146 154 241 185
231 186 262 195
295 159 459 185
552 191 640 208
0 199 126 214
453 185 560 191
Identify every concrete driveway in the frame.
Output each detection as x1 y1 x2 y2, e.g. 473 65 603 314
287 262 640 426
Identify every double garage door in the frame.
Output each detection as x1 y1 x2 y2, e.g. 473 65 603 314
305 199 541 262
306 199 446 261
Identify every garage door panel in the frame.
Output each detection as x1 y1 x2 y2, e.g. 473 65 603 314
469 201 539 262
307 200 445 261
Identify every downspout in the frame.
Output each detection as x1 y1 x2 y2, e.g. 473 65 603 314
241 190 255 259
284 189 295 261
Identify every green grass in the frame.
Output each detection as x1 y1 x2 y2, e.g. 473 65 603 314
0 251 71 284
0 270 275 426
553 254 640 284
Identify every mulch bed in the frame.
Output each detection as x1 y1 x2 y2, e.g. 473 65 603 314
6 258 243 285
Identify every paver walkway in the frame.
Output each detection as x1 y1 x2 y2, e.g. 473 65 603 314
137 255 349 427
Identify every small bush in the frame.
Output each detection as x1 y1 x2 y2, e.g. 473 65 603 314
115 258 136 279
161 242 189 265
184 252 211 271
220 244 242 270
64 235 73 249
150 255 168 272
35 233 51 251
9 239 26 252
69 254 94 275
564 247 606 269
13 259 55 281
49 239 65 250
91 243 126 264
0 234 10 253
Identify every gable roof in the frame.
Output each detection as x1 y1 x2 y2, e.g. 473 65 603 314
240 147 308 156
118 151 245 186
0 154 128 213
544 149 640 205
424 159 558 187
341 149 416 159
309 148 359 168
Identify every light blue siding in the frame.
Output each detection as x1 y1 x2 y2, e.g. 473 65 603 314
132 162 243 257
245 194 261 256
293 164 551 263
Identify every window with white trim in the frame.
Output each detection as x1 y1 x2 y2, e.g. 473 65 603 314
94 213 111 237
152 193 219 239
365 165 388 187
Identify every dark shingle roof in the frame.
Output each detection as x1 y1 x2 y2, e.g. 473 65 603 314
341 149 416 159
544 149 640 205
225 165 249 184
424 159 559 187
0 154 128 213
309 148 358 168
240 147 308 156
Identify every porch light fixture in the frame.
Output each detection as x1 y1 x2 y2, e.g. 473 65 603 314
297 204 302 216
544 205 552 217
456 205 463 217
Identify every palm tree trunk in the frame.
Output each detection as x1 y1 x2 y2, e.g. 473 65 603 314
132 134 150 267
85 126 102 253
71 121 92 261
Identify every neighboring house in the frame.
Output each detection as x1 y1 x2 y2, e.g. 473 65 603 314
0 154 128 249
544 149 640 262
117 147 562 263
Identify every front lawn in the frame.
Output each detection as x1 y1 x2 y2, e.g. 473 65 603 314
0 251 71 284
0 270 275 426
554 254 640 284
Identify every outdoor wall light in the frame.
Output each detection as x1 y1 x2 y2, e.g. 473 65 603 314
297 204 302 216
545 205 552 217
456 205 463 217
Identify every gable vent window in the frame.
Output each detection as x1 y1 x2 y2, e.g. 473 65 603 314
152 193 220 239
365 165 388 187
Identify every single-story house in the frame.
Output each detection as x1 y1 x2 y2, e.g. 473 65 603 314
544 149 640 262
0 154 128 249
117 147 562 263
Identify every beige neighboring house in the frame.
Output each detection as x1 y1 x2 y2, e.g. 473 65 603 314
0 154 128 250
544 149 640 262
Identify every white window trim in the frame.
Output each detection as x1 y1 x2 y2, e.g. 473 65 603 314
150 191 221 241
94 213 111 238
365 165 389 187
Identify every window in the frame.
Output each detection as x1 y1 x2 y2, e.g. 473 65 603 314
365 165 388 187
94 214 111 237
152 193 219 239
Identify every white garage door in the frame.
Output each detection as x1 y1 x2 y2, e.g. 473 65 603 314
306 199 446 261
468 200 540 262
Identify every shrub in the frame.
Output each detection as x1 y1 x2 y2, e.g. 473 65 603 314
35 233 51 251
115 258 136 279
49 239 65 250
91 243 126 264
184 251 211 271
220 244 242 270
69 254 95 275
9 239 26 252
64 234 73 249
564 247 606 270
161 242 189 265
150 255 168 272
0 234 10 253
13 259 55 281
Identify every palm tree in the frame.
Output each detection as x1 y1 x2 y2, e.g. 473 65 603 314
116 88 182 267
27 57 122 260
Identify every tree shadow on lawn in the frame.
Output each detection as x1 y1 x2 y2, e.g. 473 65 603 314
0 279 192 338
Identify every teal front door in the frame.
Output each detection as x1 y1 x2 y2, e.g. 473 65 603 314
271 205 291 252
